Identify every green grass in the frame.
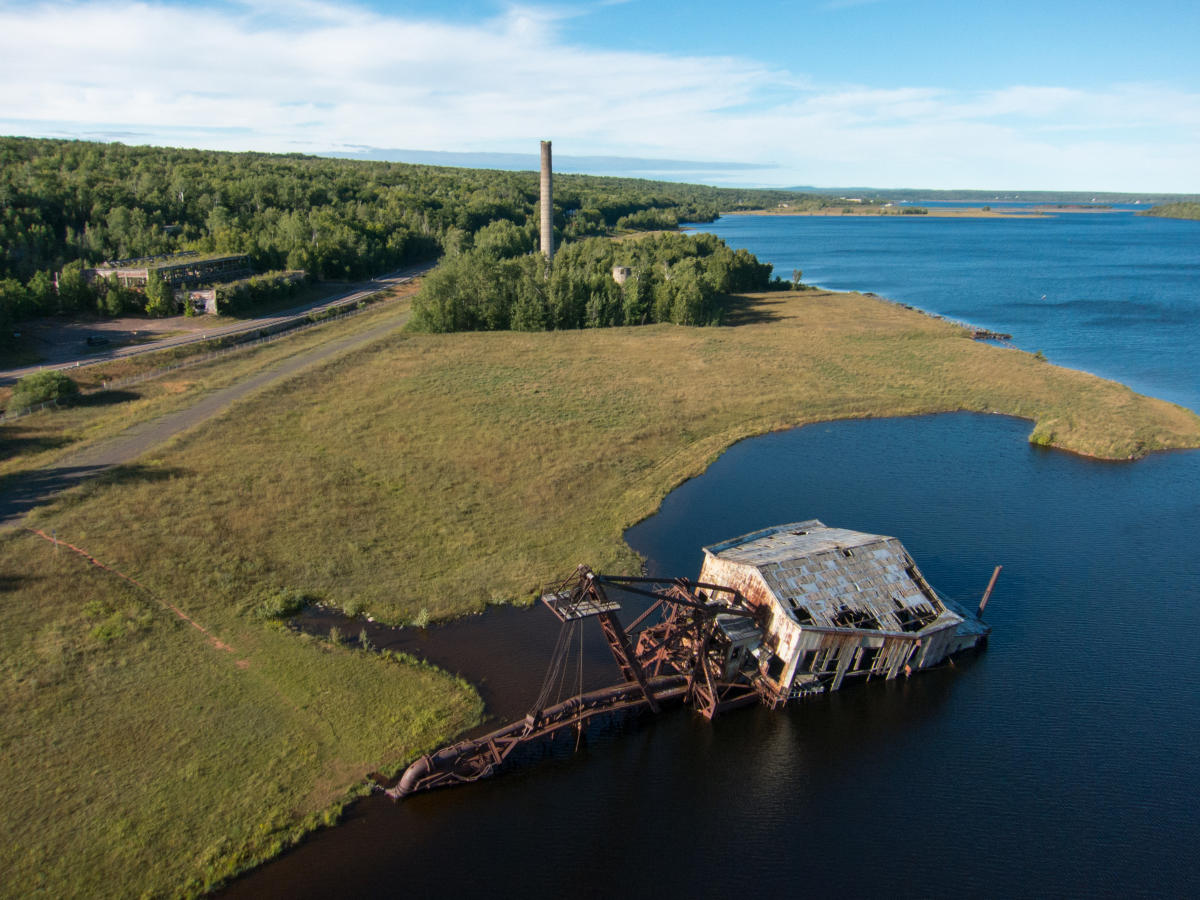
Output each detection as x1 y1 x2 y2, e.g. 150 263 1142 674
0 291 417 481
0 529 481 897
4 286 1199 896
22 289 1200 625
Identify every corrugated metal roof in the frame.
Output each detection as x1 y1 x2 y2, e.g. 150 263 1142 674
704 521 962 633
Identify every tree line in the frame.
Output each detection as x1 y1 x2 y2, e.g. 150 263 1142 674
409 231 782 333
0 137 810 335
1142 202 1200 221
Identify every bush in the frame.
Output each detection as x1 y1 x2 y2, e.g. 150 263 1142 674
251 587 310 619
8 370 80 411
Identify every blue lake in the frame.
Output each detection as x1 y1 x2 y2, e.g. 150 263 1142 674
694 211 1200 412
226 212 1200 898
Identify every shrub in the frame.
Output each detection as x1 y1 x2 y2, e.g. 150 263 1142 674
8 370 80 411
251 587 310 619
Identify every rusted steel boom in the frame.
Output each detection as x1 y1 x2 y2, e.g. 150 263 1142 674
388 566 766 800
387 676 689 799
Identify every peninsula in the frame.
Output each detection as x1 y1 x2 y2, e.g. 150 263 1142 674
4 142 1200 897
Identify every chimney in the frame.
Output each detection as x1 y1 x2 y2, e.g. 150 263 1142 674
540 140 554 261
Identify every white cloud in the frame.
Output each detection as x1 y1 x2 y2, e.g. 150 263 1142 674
0 0 1197 190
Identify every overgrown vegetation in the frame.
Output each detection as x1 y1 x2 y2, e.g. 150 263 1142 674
7 370 79 411
409 232 778 332
214 270 306 314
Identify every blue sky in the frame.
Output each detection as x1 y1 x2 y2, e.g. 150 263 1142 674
2 0 1198 190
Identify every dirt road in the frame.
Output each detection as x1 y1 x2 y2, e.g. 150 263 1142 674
1 303 411 529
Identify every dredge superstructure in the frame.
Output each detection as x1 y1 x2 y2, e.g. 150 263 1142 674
390 521 996 799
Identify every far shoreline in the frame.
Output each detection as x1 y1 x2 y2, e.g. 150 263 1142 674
724 204 1125 219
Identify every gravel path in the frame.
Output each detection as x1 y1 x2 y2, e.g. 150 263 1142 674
1 307 408 529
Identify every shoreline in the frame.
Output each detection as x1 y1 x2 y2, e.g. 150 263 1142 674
724 205 1127 219
8 283 1200 897
221 396 1200 892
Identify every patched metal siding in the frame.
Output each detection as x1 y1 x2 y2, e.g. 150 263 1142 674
701 520 974 698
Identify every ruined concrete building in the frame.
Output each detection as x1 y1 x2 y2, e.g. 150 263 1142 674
700 520 990 701
83 252 250 290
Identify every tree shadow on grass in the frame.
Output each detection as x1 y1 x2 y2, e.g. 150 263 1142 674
722 294 789 327
0 572 37 592
0 431 77 461
77 390 142 408
0 462 189 528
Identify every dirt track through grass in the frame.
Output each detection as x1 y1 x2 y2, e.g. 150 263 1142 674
0 306 412 527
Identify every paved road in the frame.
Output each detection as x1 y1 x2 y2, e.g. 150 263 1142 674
0 263 432 385
1 302 413 529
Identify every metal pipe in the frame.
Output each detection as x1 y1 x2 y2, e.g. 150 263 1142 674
978 565 1002 617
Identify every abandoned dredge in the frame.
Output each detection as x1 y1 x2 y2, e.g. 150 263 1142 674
390 520 998 799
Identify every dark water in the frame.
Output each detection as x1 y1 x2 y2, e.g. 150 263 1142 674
226 414 1200 898
694 212 1200 412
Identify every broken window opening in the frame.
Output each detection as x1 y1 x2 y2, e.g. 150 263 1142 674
765 654 785 681
857 646 880 672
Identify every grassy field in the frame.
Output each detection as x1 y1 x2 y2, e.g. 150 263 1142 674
0 289 418 482
4 286 1200 896
0 529 481 896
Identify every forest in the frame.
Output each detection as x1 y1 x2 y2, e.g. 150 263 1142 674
0 136 807 329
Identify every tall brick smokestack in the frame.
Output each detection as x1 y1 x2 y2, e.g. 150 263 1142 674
540 140 554 261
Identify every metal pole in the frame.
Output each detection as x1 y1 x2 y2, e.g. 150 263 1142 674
978 565 1002 617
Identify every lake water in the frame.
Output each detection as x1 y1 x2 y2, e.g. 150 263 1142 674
695 211 1200 412
225 212 1200 897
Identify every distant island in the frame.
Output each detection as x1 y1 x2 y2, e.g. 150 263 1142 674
1141 201 1200 220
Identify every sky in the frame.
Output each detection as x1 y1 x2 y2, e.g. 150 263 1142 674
1 0 1198 191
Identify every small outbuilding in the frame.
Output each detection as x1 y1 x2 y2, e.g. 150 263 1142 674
699 520 989 702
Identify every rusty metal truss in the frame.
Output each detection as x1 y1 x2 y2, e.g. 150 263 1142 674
389 566 767 800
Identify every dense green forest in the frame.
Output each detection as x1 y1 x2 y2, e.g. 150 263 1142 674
0 136 807 328
409 231 780 333
1141 202 1200 220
